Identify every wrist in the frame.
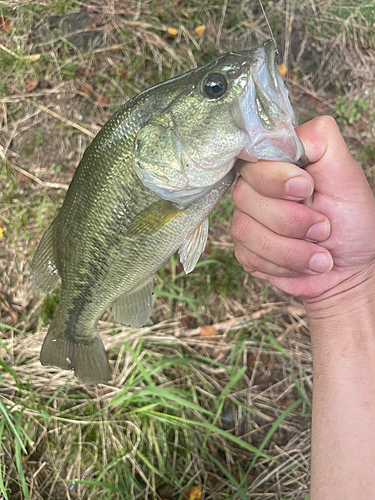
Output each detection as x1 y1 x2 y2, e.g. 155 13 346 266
303 265 375 323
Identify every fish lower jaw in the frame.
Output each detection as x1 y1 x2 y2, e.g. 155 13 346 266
238 127 302 164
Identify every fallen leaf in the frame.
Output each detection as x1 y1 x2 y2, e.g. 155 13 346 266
180 315 192 328
23 54 41 62
194 25 206 36
306 97 319 106
175 263 184 274
157 484 174 499
17 171 29 182
280 397 296 408
355 119 367 131
0 16 11 32
27 298 36 310
0 227 2 239
167 27 178 36
38 79 51 89
259 353 268 364
277 63 287 76
97 93 109 108
199 325 219 337
82 83 93 98
121 69 129 79
25 80 39 92
184 485 202 500
254 373 272 389
208 440 217 453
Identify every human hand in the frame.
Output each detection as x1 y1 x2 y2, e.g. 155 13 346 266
230 116 375 307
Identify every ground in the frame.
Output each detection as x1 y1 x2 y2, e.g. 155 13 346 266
0 1 374 499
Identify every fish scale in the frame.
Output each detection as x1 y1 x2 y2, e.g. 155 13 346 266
31 39 307 384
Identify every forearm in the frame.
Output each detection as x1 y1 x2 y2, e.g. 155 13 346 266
305 277 375 499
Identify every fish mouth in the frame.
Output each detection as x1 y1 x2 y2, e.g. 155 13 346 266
238 39 309 167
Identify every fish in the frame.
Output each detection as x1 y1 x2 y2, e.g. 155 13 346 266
30 39 307 385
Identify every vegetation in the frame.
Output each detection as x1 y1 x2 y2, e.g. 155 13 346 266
0 0 374 498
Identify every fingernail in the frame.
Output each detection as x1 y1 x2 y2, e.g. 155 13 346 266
306 220 330 242
309 253 333 274
285 177 313 198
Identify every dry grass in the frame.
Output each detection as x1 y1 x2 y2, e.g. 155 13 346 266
1 0 375 498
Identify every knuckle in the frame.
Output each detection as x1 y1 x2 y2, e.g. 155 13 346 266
314 115 339 134
254 170 266 193
230 210 253 243
233 244 262 272
247 252 263 270
232 177 248 207
280 212 301 236
233 244 246 267
280 244 301 268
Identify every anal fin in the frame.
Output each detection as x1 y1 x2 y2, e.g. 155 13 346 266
112 276 154 328
30 220 60 293
179 218 209 274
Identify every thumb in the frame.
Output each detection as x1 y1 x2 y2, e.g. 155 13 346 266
296 116 368 199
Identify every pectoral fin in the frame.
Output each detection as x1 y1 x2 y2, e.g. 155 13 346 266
30 220 60 293
127 200 184 237
112 276 154 327
179 218 209 274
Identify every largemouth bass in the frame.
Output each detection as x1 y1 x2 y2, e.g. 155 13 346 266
31 39 307 384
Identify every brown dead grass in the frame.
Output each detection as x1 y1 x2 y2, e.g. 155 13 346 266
0 0 374 498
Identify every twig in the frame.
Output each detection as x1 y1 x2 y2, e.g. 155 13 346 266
216 0 228 49
0 43 22 60
7 161 69 190
21 98 95 138
0 84 65 104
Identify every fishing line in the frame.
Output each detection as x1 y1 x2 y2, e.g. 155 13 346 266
257 0 276 48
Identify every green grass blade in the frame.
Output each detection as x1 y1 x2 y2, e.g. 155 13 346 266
260 398 302 451
0 399 27 454
206 366 247 445
135 449 163 477
0 337 11 357
249 399 302 469
0 323 25 334
0 418 9 500
14 415 29 500
65 479 122 493
205 450 247 500
291 374 312 409
150 411 276 462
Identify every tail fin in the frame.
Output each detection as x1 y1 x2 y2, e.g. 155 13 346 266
40 325 111 385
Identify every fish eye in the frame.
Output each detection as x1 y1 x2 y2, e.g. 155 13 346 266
203 73 228 99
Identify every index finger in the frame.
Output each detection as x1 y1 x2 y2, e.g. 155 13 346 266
235 158 314 201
